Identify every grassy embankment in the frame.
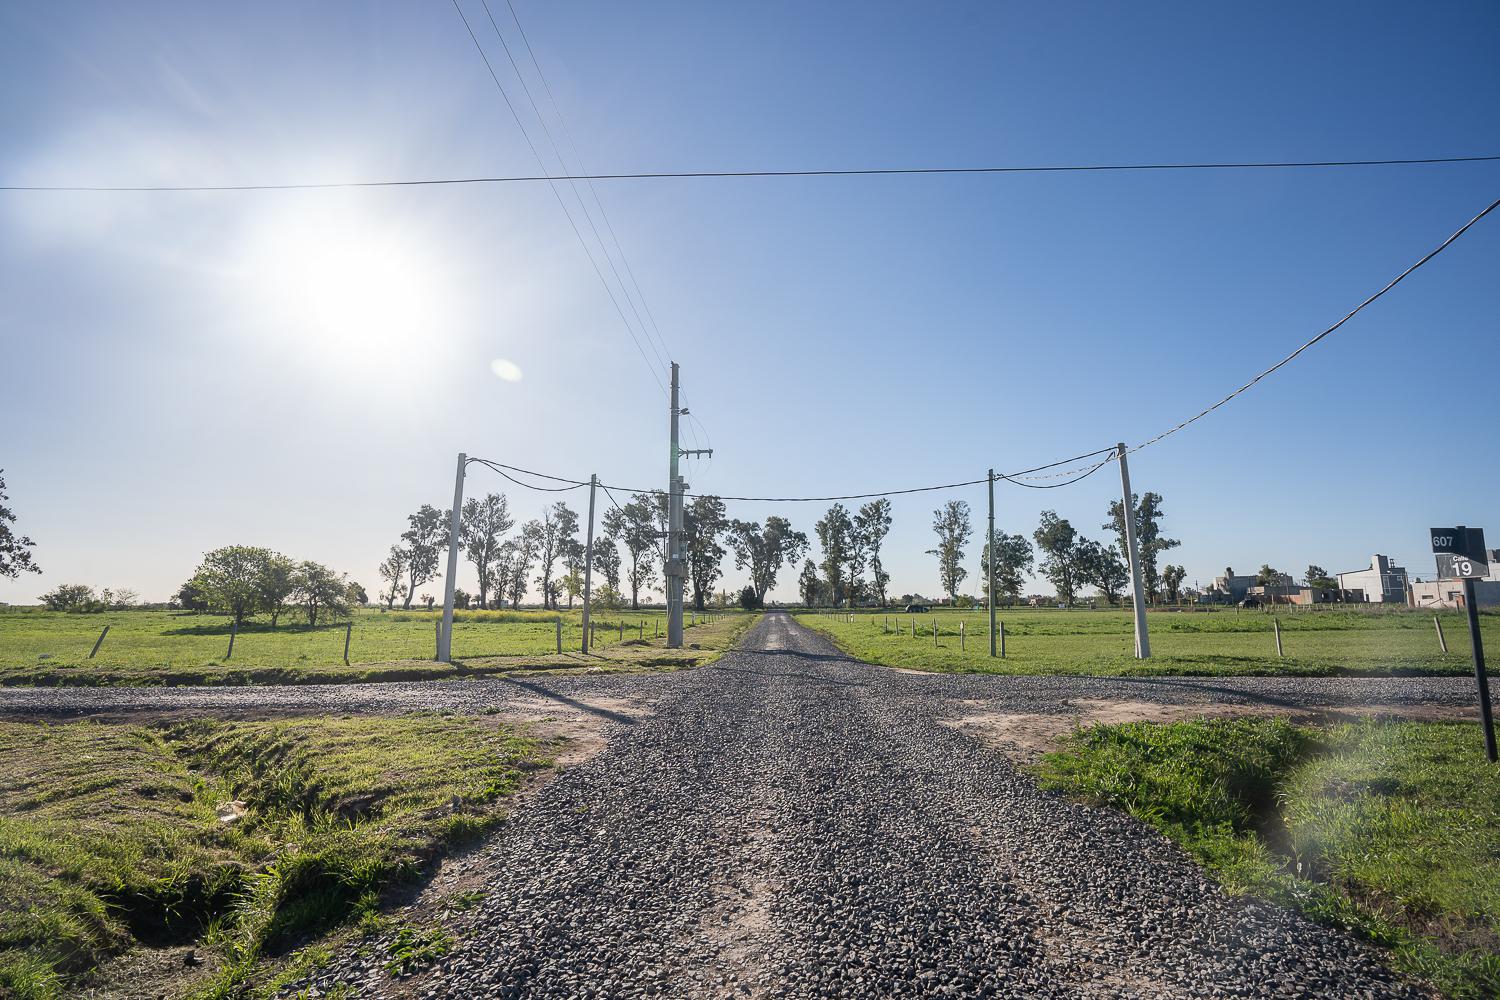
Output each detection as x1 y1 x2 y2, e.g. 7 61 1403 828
795 606 1492 676
1036 719 1500 999
0 607 758 686
0 714 553 999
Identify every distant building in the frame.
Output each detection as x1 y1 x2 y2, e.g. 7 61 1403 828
1336 554 1408 603
1206 567 1293 604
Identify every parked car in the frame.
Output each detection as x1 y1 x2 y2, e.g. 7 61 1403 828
904 603 929 613
1238 596 1262 609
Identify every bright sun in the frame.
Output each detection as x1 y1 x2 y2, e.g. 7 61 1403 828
235 203 450 371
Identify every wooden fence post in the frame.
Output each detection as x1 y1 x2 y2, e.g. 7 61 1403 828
999 620 1006 658
89 625 110 659
227 620 239 661
556 619 562 654
1434 614 1448 653
343 621 352 665
1273 617 1284 658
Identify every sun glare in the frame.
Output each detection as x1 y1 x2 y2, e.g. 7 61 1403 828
235 204 451 372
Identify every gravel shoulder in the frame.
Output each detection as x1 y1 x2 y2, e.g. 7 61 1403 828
262 611 1436 999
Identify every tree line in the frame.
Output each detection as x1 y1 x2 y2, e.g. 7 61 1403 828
796 492 1186 608
378 491 810 612
173 546 365 626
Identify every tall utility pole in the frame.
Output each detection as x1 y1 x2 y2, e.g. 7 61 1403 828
437 452 467 663
665 363 711 648
581 473 597 654
1116 442 1151 658
987 469 997 657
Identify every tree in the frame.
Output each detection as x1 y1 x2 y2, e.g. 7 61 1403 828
797 558 823 607
529 502 575 611
454 588 471 610
1076 538 1128 605
1105 492 1180 603
739 585 762 610
346 581 369 606
814 504 853 607
400 505 449 610
1162 564 1187 603
1305 565 1335 589
195 545 272 627
980 531 1034 605
1033 511 1082 605
293 560 349 626
174 578 209 612
378 546 411 610
1256 564 1284 586
592 537 622 592
684 496 729 611
461 493 513 609
926 501 972 603
594 582 623 611
727 517 808 604
561 569 584 609
256 553 297 628
856 499 893 606
604 497 659 610
41 584 106 613
0 470 40 580
505 521 543 608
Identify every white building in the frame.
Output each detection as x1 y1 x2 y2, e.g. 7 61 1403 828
1410 549 1500 610
1336 554 1408 604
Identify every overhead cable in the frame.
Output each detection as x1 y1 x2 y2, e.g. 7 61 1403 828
6 154 1497 193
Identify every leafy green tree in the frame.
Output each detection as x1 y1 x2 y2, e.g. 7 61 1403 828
797 558 823 607
685 495 729 611
1305 565 1335 589
592 537 622 592
1077 538 1128 605
378 546 410 610
0 470 40 580
1033 511 1082 605
505 521 543 608
346 581 369 606
1105 492 1180 603
533 503 580 611
293 561 349 626
727 517 808 604
461 493 513 609
594 582 623 611
561 569 584 608
1162 564 1187 603
980 531 1034 605
856 499 893 606
400 505 449 610
926 500 972 603
738 586 762 610
1256 564 1285 586
604 497 659 610
814 504 853 607
256 553 297 628
454 588 471 610
175 578 210 612
195 545 273 627
41 584 106 613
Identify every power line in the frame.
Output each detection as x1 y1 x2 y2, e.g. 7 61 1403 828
449 0 667 395
7 154 1496 193
501 0 677 376
1129 193 1500 454
479 0 672 378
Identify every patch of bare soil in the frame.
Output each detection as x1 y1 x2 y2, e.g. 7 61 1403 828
945 698 1477 764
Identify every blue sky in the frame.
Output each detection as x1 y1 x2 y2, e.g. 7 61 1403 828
2 1 1497 604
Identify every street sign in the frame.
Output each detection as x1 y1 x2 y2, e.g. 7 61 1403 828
1432 525 1497 762
1431 526 1488 579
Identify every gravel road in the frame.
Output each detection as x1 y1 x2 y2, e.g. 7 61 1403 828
218 610 1445 999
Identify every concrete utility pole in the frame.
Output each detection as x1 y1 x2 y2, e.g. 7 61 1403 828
1116 443 1151 658
665 363 712 648
438 452 467 663
987 469 997 657
582 474 597 653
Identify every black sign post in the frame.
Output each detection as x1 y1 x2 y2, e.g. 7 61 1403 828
1432 526 1496 762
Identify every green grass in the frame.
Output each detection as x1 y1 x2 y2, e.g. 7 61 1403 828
0 607 756 686
1035 719 1500 998
795 606 1493 676
0 714 552 998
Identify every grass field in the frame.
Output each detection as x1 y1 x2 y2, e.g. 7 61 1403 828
0 714 553 1000
1036 719 1500 998
795 606 1495 676
0 607 756 686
